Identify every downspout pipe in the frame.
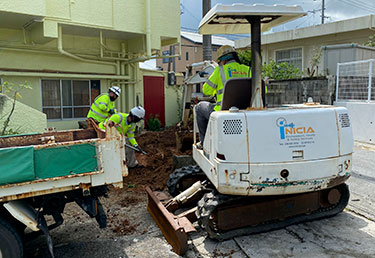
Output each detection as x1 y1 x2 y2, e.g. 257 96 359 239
123 0 181 64
146 0 152 57
58 25 118 72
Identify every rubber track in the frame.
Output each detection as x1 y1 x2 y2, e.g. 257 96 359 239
197 184 350 241
167 165 203 197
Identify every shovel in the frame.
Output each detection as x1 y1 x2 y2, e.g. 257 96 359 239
125 143 148 155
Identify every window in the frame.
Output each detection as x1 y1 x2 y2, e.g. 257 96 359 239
41 79 100 120
276 48 302 70
186 51 189 61
212 47 217 51
162 50 170 63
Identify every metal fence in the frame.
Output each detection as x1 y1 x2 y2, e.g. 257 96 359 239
336 59 375 102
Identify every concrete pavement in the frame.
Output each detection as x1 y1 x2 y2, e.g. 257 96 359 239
25 142 375 258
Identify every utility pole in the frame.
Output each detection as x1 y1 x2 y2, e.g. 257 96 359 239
321 0 325 24
202 0 212 61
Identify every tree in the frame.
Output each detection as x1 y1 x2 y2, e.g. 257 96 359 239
364 34 375 47
237 49 251 65
0 81 32 135
262 59 303 80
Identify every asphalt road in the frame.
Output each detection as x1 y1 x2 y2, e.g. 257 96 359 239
25 142 375 258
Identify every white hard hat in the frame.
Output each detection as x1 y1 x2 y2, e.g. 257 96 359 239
130 106 145 119
217 45 236 61
109 86 121 96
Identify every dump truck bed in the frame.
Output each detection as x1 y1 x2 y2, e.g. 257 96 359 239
0 125 126 202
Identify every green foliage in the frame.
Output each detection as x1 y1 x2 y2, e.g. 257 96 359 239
237 49 252 65
147 114 161 131
262 59 303 80
0 81 32 136
237 51 303 79
1 128 21 136
364 34 375 47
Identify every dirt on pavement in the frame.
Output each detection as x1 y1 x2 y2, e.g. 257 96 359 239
25 127 193 257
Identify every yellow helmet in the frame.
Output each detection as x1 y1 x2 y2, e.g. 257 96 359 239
217 45 236 61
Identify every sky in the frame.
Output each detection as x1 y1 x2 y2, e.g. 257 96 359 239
181 0 375 39
141 0 375 69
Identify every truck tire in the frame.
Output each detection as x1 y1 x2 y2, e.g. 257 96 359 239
0 217 23 258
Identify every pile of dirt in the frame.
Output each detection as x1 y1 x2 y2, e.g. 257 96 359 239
123 126 192 192
103 127 193 235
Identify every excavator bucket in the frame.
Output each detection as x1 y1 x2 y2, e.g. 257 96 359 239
146 187 196 255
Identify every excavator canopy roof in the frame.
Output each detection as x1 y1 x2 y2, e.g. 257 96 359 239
198 4 306 35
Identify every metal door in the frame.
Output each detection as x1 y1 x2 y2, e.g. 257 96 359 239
143 76 165 126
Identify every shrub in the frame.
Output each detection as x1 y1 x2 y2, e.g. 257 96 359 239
147 114 161 131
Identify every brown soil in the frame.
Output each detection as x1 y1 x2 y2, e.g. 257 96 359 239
123 127 192 193
25 126 194 256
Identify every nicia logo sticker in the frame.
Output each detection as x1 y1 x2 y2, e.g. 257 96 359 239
276 117 315 140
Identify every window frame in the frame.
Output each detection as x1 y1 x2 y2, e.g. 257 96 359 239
274 47 303 70
40 79 97 121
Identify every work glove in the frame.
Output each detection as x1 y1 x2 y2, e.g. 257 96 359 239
134 145 142 152
135 145 146 154
109 109 115 115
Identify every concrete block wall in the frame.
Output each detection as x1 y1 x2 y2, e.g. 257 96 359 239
266 76 336 107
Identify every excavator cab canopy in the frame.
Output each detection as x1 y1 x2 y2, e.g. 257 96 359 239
198 4 306 35
198 3 306 108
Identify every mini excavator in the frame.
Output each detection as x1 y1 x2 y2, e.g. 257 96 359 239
146 4 353 255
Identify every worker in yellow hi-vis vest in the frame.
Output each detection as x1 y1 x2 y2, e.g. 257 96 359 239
196 45 250 149
87 86 121 123
99 106 145 168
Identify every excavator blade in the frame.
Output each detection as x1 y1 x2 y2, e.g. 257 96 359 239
146 187 196 255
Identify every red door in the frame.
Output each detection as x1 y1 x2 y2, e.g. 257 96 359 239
143 76 165 127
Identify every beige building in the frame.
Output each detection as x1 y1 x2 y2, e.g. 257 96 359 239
0 0 181 130
235 15 375 76
157 31 234 73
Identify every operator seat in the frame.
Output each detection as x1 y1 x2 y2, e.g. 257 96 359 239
221 78 266 110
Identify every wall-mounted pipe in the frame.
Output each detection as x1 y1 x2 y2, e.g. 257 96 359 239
125 50 181 64
0 70 130 79
58 25 118 72
0 46 59 55
122 0 181 64
146 0 152 57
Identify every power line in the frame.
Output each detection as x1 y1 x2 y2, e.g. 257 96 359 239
181 26 198 32
180 3 201 22
340 0 375 13
351 0 375 12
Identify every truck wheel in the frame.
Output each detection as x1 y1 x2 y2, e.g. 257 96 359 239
0 217 23 258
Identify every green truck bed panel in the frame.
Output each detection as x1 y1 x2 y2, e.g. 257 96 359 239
0 146 35 185
0 143 98 186
34 143 98 179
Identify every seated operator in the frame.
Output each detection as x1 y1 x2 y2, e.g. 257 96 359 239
195 45 251 149
99 106 145 168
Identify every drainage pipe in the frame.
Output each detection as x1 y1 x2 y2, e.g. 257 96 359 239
146 0 152 57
